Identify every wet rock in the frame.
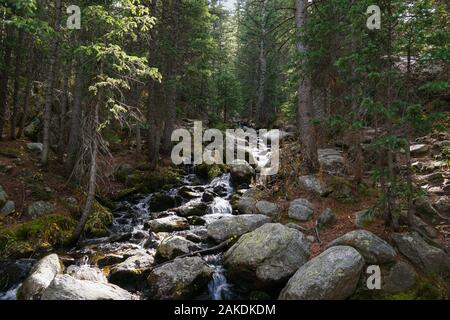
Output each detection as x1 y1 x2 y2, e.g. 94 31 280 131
26 201 55 219
318 149 345 175
235 196 258 215
17 254 62 300
108 253 155 290
1 200 15 216
201 190 217 203
382 261 417 293
327 230 397 264
207 214 271 242
298 175 326 196
224 223 310 289
230 160 255 186
175 201 208 217
279 246 364 300
288 198 313 222
255 200 278 217
391 232 450 276
26 143 43 154
147 256 213 299
317 208 336 229
178 186 201 199
97 254 126 268
148 193 177 212
0 259 34 292
146 216 190 233
410 144 429 156
187 216 206 226
41 274 135 300
66 265 107 283
354 209 374 228
156 236 200 260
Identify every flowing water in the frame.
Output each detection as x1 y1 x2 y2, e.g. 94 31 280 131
0 128 280 300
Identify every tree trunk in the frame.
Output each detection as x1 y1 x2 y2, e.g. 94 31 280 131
0 27 12 140
256 0 267 126
58 63 71 162
66 55 84 175
295 0 319 173
70 93 100 246
41 0 62 165
10 30 23 139
17 44 35 139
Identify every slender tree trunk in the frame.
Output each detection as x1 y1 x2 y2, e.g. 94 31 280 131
10 31 23 139
257 0 267 126
70 92 101 246
295 0 319 173
17 44 35 139
42 0 62 165
66 55 84 174
135 122 141 153
0 27 12 140
58 63 71 162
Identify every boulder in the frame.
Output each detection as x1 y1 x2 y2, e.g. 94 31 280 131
207 214 271 242
17 254 62 300
288 198 313 222
235 196 258 215
1 200 15 217
41 274 135 300
178 186 201 199
147 256 213 299
96 254 126 268
279 246 364 300
224 223 310 289
108 252 155 290
26 201 55 219
354 209 374 228
382 261 417 293
156 236 200 260
230 160 255 186
65 264 107 283
26 143 43 154
148 193 177 212
317 208 336 229
174 201 208 217
146 216 189 233
298 175 326 196
318 149 345 175
391 232 450 276
327 230 397 264
255 200 278 217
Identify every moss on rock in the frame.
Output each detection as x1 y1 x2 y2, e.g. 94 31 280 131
84 201 113 238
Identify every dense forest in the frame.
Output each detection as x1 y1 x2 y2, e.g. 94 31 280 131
0 0 449 301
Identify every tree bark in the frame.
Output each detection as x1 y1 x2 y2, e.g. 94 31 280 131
58 63 71 162
295 0 319 173
256 0 267 126
41 0 62 165
10 30 23 139
0 27 12 140
17 44 35 139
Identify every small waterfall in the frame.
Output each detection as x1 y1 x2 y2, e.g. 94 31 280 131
205 255 234 300
209 197 232 215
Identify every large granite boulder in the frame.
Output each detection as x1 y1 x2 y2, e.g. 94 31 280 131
146 215 189 233
207 214 271 242
156 236 200 260
108 252 155 290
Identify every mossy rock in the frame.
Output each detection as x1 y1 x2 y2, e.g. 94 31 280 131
195 163 228 182
109 188 137 202
0 214 75 258
84 201 113 238
137 167 182 193
0 147 22 159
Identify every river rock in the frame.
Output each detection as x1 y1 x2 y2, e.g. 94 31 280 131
391 232 450 275
174 201 208 217
1 200 15 216
207 214 271 242
41 274 135 300
147 256 213 299
97 254 126 268
156 236 200 260
66 265 107 283
108 252 155 290
255 200 278 217
146 215 189 233
26 201 55 219
17 254 62 300
235 196 258 215
279 246 364 300
26 143 43 154
317 208 336 229
224 223 310 289
148 193 178 212
230 160 255 186
178 186 201 199
327 230 397 264
288 198 313 222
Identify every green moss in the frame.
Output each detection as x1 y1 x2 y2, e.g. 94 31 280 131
137 167 182 193
0 147 22 159
195 163 228 182
0 214 75 258
84 201 113 238
329 176 355 203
